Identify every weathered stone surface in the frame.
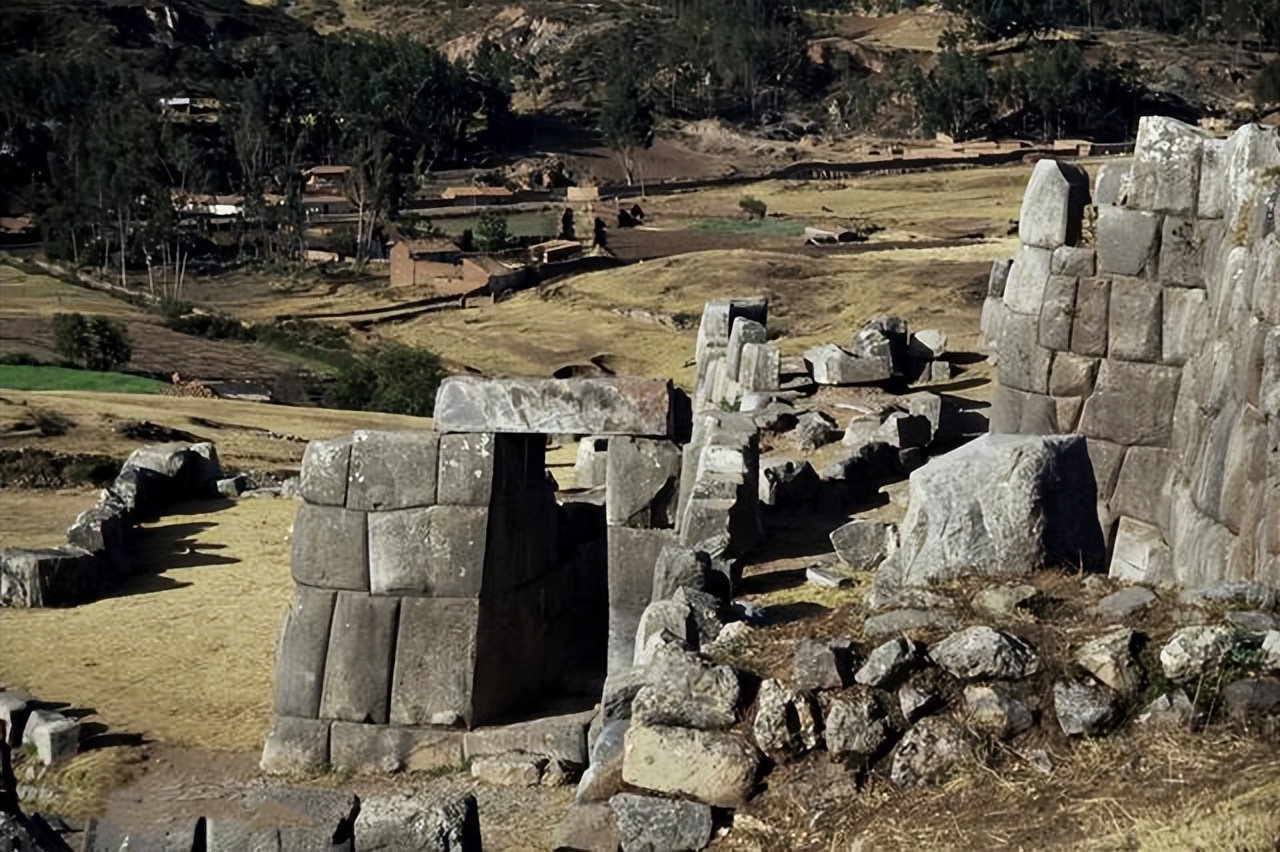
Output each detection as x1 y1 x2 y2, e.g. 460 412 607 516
1003 244 1053 315
855 638 921 688
1160 625 1233 681
929 626 1038 681
1127 115 1209 216
739 342 781 392
607 437 681 527
825 693 891 759
1089 586 1159 620
1222 677 1280 723
1180 582 1278 612
437 433 496 506
553 803 621 852
1038 274 1078 350
996 311 1053 393
793 637 855 691
633 600 696 665
631 646 740 729
0 546 106 608
367 506 488 596
574 437 609 489
910 328 948 360
577 719 628 803
464 711 594 766
260 715 330 774
874 412 931 449
758 456 819 508
794 410 840 451
319 592 398 724
22 711 79 765
355 792 482 852
390 598 479 727
1076 628 1143 695
696 297 769 364
1024 158 1090 247
1094 161 1131 207
830 519 896 569
346 430 438 511
1096 206 1160 277
1053 680 1118 736
651 546 715 601
1070 276 1111 357
1158 216 1210 289
898 680 940 723
273 587 337 719
1108 277 1162 361
1137 689 1196 727
300 435 352 506
329 722 464 774
971 584 1040 619
988 258 1013 298
1078 360 1181 446
1160 287 1208 366
804 344 890 385
1109 517 1172 586
964 684 1033 739
753 679 819 759
471 753 546 786
673 586 725 647
884 434 1104 586
610 792 714 852
1112 447 1171 527
1052 245 1096 277
863 608 959 639
726 317 768 380
1225 610 1280 632
890 717 978 786
622 724 760 807
434 377 674 436
290 504 369 591
608 526 675 675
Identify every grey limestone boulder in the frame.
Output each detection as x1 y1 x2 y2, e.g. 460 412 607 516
1094 161 1131 207
0 546 106 608
300 435 352 506
1003 245 1053 315
890 716 978 786
863 608 959 639
1159 625 1233 681
759 456 818 507
752 678 820 759
874 412 931 449
825 693 892 760
610 792 714 852
651 546 715 602
631 646 740 730
1053 680 1118 736
805 344 890 385
1127 115 1211 216
1136 690 1195 727
898 680 941 723
355 792 482 852
633 600 696 665
622 724 760 807
260 715 331 774
988 257 1013 298
882 434 1104 588
607 437 681 527
471 753 546 786
792 637 855 691
929 626 1038 681
434 376 674 436
1075 628 1144 695
554 803 620 852
830 518 897 569
574 437 609 489
794 410 840 451
21 709 79 765
1019 158 1089 249
1096 206 1160 277
1221 677 1280 723
964 684 1033 739
971 583 1040 619
1089 586 1159 620
855 638 922 688
347 430 438 511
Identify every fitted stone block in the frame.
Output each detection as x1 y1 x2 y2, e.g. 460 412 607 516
260 716 331 775
607 527 676 675
1038 274 1078 350
347 430 439 511
1158 217 1209 289
1050 352 1099 397
1052 246 1096 278
1161 287 1209 366
368 506 488 596
1128 115 1208 216
1003 245 1053 315
996 311 1052 394
300 436 352 507
437 433 496 506
1018 158 1089 248
1221 405 1267 535
319 592 399 724
988 385 1024 434
696 298 769 364
434 377 674 436
273 587 337 718
1054 396 1084 432
390 597 480 727
1070 276 1111 357
1079 360 1181 446
606 438 681 528
1112 447 1172 527
290 504 369 591
1108 277 1162 362
463 710 594 765
1109 517 1172 585
1097 206 1160 277
738 342 780 392
1086 439 1127 503
1094 161 1131 207
330 722 465 774
988 258 1013 298
726 318 767 380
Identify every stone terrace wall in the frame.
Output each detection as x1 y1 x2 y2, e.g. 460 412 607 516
982 117 1279 590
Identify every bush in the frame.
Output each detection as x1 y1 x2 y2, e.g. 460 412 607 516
739 196 768 220
51 313 132 372
473 213 513 251
324 341 444 417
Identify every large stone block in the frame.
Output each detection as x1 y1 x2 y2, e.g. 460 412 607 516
1161 287 1209 366
622 724 760 807
738 342 780 392
290 504 369 591
273 587 337 719
804 344 889 385
1158 217 1210 289
465 710 595 766
319 592 398 724
726 318 767 380
1003 245 1053 315
1050 352 1099 398
1108 277 1162 362
330 722 464 774
996 311 1053 394
1094 161 1131 207
1078 360 1181 446
1096 206 1160 277
1112 447 1171 527
300 435 352 507
607 438 681 528
988 258 1013 298
607 527 676 674
367 505 488 596
0 546 105 608
1197 138 1226 218
260 715 330 774
347 430 439 511
610 793 713 852
437 433 496 506
1018 158 1089 248
434 377 674 436
696 297 769 364
390 597 480 727
1127 115 1209 216
1070 276 1111 357
1189 399 1236 519
1221 405 1268 535
1052 246 1096 278
1038 274 1078 350
881 434 1104 587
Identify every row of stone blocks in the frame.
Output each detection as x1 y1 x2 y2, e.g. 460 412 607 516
693 297 778 411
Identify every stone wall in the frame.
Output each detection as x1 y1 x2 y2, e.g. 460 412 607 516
982 117 1279 590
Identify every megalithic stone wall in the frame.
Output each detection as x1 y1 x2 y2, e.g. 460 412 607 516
981 117 1279 590
262 428 558 774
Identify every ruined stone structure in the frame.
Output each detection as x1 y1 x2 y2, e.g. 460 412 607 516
982 117 1279 590
263 371 764 773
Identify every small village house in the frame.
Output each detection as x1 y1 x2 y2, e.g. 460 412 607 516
441 186 515 207
303 165 352 195
527 239 582 265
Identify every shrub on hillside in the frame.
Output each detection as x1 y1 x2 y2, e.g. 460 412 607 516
473 213 513 251
739 196 768 220
324 341 444 417
51 312 131 372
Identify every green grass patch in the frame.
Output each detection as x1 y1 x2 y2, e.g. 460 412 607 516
0 365 165 394
688 217 806 237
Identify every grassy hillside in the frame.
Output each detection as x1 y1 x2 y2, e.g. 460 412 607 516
0 365 166 393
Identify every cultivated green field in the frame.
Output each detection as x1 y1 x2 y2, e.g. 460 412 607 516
0 365 166 394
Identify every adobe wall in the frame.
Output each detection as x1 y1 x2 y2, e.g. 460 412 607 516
982 117 1279 590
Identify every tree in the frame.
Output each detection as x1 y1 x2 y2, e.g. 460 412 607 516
906 48 993 141
598 71 655 186
324 342 444 417
473 212 513 251
51 313 132 371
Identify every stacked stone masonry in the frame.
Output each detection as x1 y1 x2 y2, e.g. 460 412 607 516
982 117 1279 590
